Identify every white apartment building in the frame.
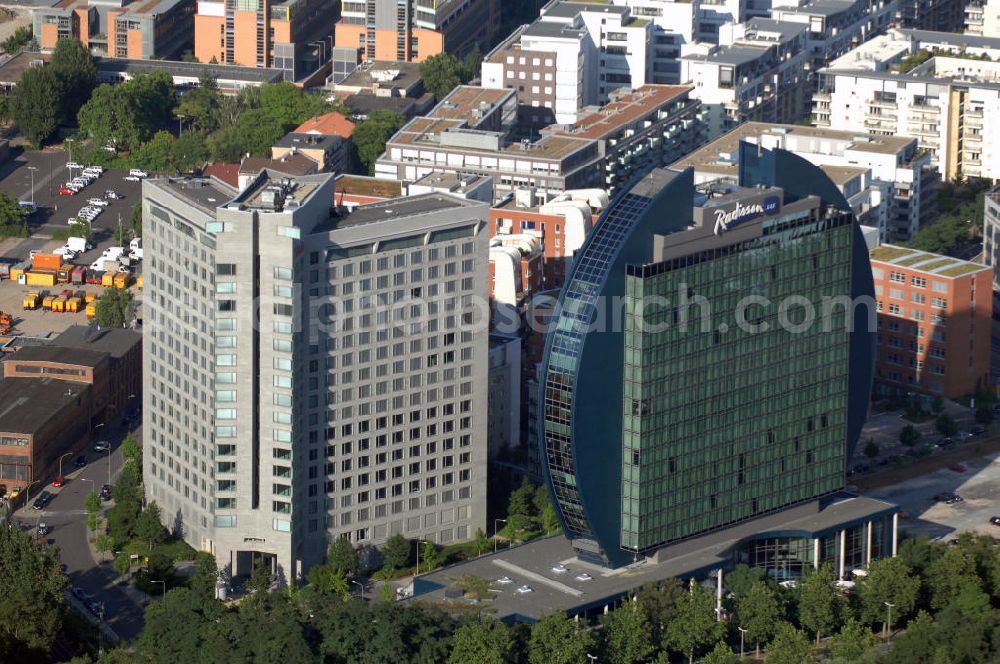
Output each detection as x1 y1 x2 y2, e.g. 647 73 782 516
673 122 936 240
682 18 809 138
814 30 1000 180
769 0 897 71
143 171 490 582
964 0 1000 36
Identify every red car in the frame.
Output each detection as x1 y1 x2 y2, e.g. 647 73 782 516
51 476 64 488
58 187 76 196
949 464 967 473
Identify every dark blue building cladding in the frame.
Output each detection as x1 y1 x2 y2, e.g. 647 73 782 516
539 169 695 567
738 142 877 457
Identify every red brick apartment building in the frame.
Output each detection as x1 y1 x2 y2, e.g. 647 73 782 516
871 245 991 399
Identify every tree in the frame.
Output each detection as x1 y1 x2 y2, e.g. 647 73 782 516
601 599 654 664
352 110 405 175
461 47 484 82
856 556 920 633
78 72 175 153
528 611 594 664
419 540 439 572
95 533 114 561
247 560 272 598
474 528 489 556
420 53 464 100
95 286 132 328
10 66 61 148
975 404 993 425
936 413 957 436
765 622 814 664
327 537 359 576
931 395 944 414
899 424 921 447
883 610 936 664
87 513 101 533
701 641 739 664
231 108 285 157
129 201 143 238
171 130 209 173
133 130 176 173
927 545 980 610
259 82 327 131
50 37 96 121
122 433 142 467
737 581 782 659
664 581 724 664
190 551 218 602
798 564 841 646
0 522 67 656
382 534 411 571
542 503 560 535
830 617 878 661
863 439 879 460
307 564 349 598
175 84 221 132
114 551 131 578
448 619 511 664
85 490 103 516
136 502 166 550
1 26 34 54
637 577 685 643
724 564 767 600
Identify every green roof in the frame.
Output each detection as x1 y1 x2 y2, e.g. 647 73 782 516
870 243 988 279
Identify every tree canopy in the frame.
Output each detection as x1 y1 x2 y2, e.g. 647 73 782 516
0 522 67 659
95 286 132 329
351 110 406 175
10 66 61 148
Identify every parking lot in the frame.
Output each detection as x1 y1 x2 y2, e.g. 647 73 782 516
0 147 143 336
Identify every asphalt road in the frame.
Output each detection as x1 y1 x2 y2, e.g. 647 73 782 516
14 422 147 643
0 146 144 264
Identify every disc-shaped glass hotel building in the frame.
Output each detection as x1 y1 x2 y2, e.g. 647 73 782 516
540 142 890 570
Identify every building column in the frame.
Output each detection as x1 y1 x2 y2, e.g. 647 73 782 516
866 521 873 565
716 568 723 621
892 513 899 557
813 538 820 571
838 529 846 581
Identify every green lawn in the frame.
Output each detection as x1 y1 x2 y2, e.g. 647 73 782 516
121 537 196 561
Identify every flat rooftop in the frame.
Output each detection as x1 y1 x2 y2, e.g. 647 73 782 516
153 177 237 214
428 85 515 127
741 18 807 41
7 345 106 369
550 85 691 140
236 170 325 209
412 494 895 621
672 122 915 175
0 52 51 87
522 20 585 41
543 0 627 18
334 174 403 199
870 244 992 278
274 132 341 151
902 27 1000 50
325 193 481 232
0 377 89 436
334 60 422 93
410 171 490 194
687 45 771 67
389 116 593 161
51 325 141 360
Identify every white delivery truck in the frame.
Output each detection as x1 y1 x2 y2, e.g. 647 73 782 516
66 237 92 253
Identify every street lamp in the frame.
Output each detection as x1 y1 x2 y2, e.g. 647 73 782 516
884 602 895 640
738 627 748 658
152 580 166 599
586 654 597 663
26 166 36 207
494 518 506 553
57 452 73 478
415 539 429 575
351 579 364 601
23 480 40 509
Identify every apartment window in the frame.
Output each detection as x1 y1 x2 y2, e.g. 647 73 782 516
888 303 901 315
889 288 903 300
911 293 925 304
931 297 947 308
932 281 947 293
217 263 236 276
889 272 905 283
911 276 926 288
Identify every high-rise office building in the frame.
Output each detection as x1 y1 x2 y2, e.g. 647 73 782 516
540 142 882 568
142 171 489 580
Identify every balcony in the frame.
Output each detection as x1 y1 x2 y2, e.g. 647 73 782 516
865 117 897 130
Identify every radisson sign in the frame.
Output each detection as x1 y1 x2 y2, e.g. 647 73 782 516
712 195 780 235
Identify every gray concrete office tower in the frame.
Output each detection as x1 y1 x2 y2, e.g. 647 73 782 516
142 171 489 581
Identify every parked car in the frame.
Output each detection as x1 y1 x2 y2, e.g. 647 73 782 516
106 190 123 199
123 175 141 182
93 440 110 453
66 162 83 170
58 187 77 196
51 476 64 488
74 455 87 469
32 491 51 510
934 491 963 504
949 463 967 473
128 169 148 178
937 437 955 448
990 516 1000 526
971 425 986 436
87 198 109 207
37 523 50 536
99 484 112 501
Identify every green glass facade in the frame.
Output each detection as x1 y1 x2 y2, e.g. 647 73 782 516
621 214 854 552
